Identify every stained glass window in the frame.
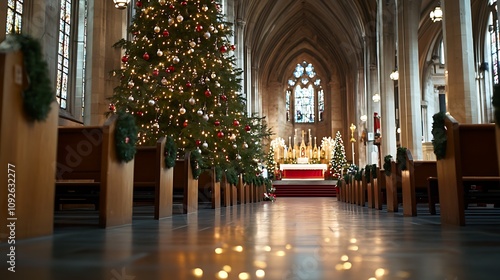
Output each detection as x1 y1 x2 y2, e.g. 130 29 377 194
490 1 500 84
6 0 23 34
57 0 72 109
286 61 324 123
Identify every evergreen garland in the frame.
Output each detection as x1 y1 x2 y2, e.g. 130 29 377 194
364 164 371 181
11 34 55 121
431 112 447 159
164 135 177 168
493 84 500 127
114 111 138 163
354 168 363 181
383 155 392 176
371 164 378 179
396 147 408 171
215 165 223 183
190 150 203 179
343 173 351 184
225 167 238 185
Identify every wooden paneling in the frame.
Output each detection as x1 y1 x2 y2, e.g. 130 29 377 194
0 51 58 241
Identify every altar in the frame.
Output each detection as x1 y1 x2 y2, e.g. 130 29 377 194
279 163 328 180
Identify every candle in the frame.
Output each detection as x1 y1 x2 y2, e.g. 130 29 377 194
284 147 287 159
289 136 291 147
314 137 317 146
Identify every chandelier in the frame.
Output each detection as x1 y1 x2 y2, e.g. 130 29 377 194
390 69 399 81
429 2 443 22
113 0 130 9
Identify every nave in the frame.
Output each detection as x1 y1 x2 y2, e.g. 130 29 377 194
2 197 500 280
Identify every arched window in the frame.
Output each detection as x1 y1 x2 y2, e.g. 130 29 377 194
6 0 23 34
285 61 324 123
56 0 88 120
489 0 500 84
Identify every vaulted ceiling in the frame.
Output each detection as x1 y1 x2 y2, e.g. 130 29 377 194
235 0 438 85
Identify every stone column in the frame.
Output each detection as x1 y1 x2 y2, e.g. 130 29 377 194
397 0 423 159
378 0 397 160
442 0 478 123
357 67 366 167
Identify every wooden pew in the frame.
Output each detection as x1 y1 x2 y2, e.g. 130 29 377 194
401 149 437 216
0 51 58 241
198 168 221 209
133 136 173 219
435 115 500 226
173 151 198 214
385 161 400 212
55 115 134 228
372 167 383 210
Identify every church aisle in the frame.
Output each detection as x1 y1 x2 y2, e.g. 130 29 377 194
2 197 500 279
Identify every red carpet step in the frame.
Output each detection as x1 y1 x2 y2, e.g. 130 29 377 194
273 180 337 197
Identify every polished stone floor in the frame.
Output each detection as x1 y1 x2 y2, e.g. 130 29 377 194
2 197 500 280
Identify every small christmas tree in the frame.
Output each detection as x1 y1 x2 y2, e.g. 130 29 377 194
266 146 276 180
330 131 347 179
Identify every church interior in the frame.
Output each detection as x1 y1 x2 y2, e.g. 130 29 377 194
1 0 500 279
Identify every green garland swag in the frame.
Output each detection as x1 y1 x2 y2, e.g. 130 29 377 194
431 112 447 160
164 136 177 168
190 150 203 179
215 166 223 183
343 173 351 184
493 84 500 127
114 111 138 163
11 34 55 121
396 147 408 171
383 155 392 176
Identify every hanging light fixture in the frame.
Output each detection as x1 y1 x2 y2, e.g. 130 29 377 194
390 69 399 81
372 93 381 103
114 0 130 9
429 2 443 22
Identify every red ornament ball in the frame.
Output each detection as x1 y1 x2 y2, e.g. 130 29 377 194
214 120 220 126
220 46 227 53
233 119 240 126
245 125 251 131
137 111 144 117
186 81 192 88
230 45 236 51
121 55 128 63
136 1 142 8
152 69 159 76
163 30 170 37
166 66 175 73
125 137 130 144
195 139 202 146
220 94 227 101
169 4 175 9
217 131 224 138
109 103 116 111
181 1 188 6
196 24 203 32
204 89 212 97
143 52 150 60
183 120 188 127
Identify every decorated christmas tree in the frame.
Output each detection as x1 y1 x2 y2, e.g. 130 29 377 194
266 145 276 180
109 0 270 176
330 131 347 179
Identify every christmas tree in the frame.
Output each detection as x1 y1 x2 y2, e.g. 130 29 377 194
266 145 276 180
109 0 269 175
330 131 347 179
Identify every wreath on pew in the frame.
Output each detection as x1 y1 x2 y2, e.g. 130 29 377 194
354 168 363 181
190 149 203 179
364 164 372 181
164 136 177 168
431 112 447 160
493 84 500 127
9 34 55 122
383 155 393 176
396 147 408 171
215 165 223 183
371 164 377 179
115 111 138 163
